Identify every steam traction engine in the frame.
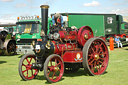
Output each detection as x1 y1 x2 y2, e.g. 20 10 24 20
0 30 16 55
18 5 109 83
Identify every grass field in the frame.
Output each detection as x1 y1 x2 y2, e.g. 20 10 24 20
0 46 128 85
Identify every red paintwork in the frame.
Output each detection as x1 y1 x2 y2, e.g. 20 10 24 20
59 31 66 39
120 34 127 38
78 26 94 46
87 39 109 75
21 55 38 80
69 30 78 36
51 41 77 54
62 51 83 63
46 56 64 83
64 34 76 41
64 30 78 41
114 34 127 38
51 27 94 63
59 30 77 41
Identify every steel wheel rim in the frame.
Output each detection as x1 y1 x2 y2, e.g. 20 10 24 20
21 55 38 80
46 56 64 82
87 39 109 75
7 41 16 55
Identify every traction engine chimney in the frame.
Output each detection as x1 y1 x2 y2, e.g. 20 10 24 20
40 5 49 38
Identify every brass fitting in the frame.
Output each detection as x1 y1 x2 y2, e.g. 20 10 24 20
31 41 35 47
46 41 51 49
84 34 88 40
40 5 49 9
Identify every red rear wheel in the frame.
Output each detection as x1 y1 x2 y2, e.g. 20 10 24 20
18 54 38 80
44 54 64 83
83 38 109 75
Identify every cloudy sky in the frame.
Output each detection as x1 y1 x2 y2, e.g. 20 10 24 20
0 0 128 24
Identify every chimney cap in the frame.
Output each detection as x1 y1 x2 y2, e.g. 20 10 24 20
40 5 49 9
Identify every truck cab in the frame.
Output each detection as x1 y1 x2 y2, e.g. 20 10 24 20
16 16 52 54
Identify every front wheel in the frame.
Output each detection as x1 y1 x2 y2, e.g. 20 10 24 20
83 38 109 75
44 54 64 83
18 54 38 81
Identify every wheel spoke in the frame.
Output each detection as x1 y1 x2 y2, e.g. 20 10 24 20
31 69 33 76
52 72 55 79
101 62 105 67
88 54 94 62
48 71 51 76
96 44 103 53
98 49 103 54
27 70 28 77
102 51 108 56
48 66 53 69
99 57 105 61
95 45 98 53
93 62 96 72
99 65 101 70
55 58 57 66
96 65 100 72
83 38 109 75
88 54 93 57
22 69 29 73
22 63 27 67
99 60 103 64
91 46 95 54
50 61 52 66
19 54 38 80
96 60 100 72
55 62 61 67
90 64 94 73
33 69 38 74
88 59 95 65
29 57 33 63
26 58 30 64
44 55 64 83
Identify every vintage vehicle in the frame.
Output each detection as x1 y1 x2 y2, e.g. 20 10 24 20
0 24 16 55
0 23 16 35
4 26 17 36
0 30 16 55
58 13 128 43
16 15 52 54
18 5 109 83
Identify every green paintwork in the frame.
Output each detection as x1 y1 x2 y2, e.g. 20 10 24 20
121 23 128 35
67 14 118 37
15 17 52 54
68 14 105 36
16 18 52 43
62 13 128 37
116 15 128 35
121 23 125 30
104 15 117 35
116 15 123 34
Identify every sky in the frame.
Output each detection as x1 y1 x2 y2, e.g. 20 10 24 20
0 0 128 24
